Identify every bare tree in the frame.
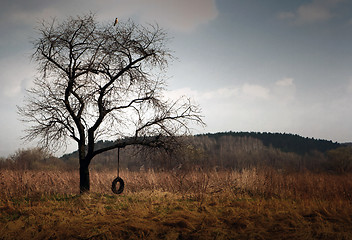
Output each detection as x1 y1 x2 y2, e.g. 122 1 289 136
18 13 204 193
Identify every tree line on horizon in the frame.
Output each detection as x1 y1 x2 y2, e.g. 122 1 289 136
197 131 341 155
1 131 350 174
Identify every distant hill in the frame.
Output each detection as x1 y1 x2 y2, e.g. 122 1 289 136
199 132 341 155
59 131 345 172
62 131 341 160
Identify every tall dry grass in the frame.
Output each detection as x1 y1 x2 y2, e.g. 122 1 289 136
1 168 352 202
1 168 352 239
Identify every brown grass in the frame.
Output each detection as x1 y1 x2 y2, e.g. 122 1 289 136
1 169 352 239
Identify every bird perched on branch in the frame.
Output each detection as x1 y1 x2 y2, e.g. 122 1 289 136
114 18 118 26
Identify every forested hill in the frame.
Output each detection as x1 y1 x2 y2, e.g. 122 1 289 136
199 132 341 155
59 131 344 172
62 132 341 160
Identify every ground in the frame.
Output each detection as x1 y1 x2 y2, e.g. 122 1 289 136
0 169 352 239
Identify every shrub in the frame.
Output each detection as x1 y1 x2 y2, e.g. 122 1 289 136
327 146 352 173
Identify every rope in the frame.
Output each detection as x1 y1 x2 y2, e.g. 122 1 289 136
117 147 120 177
112 147 124 194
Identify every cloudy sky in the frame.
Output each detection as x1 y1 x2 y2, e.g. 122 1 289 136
1 0 352 156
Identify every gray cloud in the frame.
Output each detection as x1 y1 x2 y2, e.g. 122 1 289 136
0 0 219 97
278 0 344 25
0 52 35 98
1 0 218 33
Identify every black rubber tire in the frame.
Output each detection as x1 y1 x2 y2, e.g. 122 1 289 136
111 177 125 194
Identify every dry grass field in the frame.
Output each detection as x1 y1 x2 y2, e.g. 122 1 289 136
1 168 352 239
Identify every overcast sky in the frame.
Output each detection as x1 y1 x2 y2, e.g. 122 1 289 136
1 0 352 157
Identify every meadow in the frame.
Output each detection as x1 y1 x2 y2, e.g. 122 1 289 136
1 168 352 239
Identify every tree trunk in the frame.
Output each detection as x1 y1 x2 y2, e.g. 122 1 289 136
79 162 90 193
78 143 91 193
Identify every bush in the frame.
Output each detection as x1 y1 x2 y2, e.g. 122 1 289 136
327 146 352 173
0 148 68 170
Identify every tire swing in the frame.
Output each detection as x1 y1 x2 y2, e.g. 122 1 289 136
111 147 125 194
